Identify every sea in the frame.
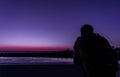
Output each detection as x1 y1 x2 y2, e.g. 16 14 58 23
0 57 73 65
0 57 120 77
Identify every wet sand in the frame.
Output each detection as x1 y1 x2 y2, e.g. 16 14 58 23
0 64 83 77
0 64 120 77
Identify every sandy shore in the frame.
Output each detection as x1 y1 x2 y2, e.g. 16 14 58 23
0 64 120 77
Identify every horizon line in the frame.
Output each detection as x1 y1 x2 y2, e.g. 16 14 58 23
0 45 73 51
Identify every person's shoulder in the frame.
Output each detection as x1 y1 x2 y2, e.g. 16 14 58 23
95 33 106 39
76 36 83 40
77 36 81 39
94 33 108 41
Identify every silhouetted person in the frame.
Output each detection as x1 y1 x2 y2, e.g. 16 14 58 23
74 24 119 77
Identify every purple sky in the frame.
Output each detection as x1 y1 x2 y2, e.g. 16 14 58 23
0 0 120 50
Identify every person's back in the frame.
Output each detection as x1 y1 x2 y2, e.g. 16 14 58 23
74 24 118 77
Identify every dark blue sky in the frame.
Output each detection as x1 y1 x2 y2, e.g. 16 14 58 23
0 0 120 50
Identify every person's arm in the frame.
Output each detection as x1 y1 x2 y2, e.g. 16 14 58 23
74 36 91 77
73 37 81 64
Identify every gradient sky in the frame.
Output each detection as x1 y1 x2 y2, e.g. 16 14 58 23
0 0 120 50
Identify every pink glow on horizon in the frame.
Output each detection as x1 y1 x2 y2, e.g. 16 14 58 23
0 45 73 51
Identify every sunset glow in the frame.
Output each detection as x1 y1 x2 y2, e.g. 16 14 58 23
0 0 120 52
0 45 71 51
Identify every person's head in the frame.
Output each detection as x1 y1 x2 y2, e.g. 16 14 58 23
80 24 94 36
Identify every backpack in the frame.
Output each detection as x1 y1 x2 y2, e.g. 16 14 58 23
83 34 119 72
105 48 119 72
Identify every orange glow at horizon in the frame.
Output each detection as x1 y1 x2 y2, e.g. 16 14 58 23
0 45 72 51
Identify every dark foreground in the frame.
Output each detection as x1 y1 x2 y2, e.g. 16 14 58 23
0 64 120 77
0 64 83 77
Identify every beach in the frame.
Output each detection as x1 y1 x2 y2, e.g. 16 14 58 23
0 57 119 77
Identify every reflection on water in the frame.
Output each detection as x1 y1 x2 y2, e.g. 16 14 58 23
1 57 120 65
0 57 73 65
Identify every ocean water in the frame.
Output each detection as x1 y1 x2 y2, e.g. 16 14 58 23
0 57 120 65
0 57 73 65
0 57 120 77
